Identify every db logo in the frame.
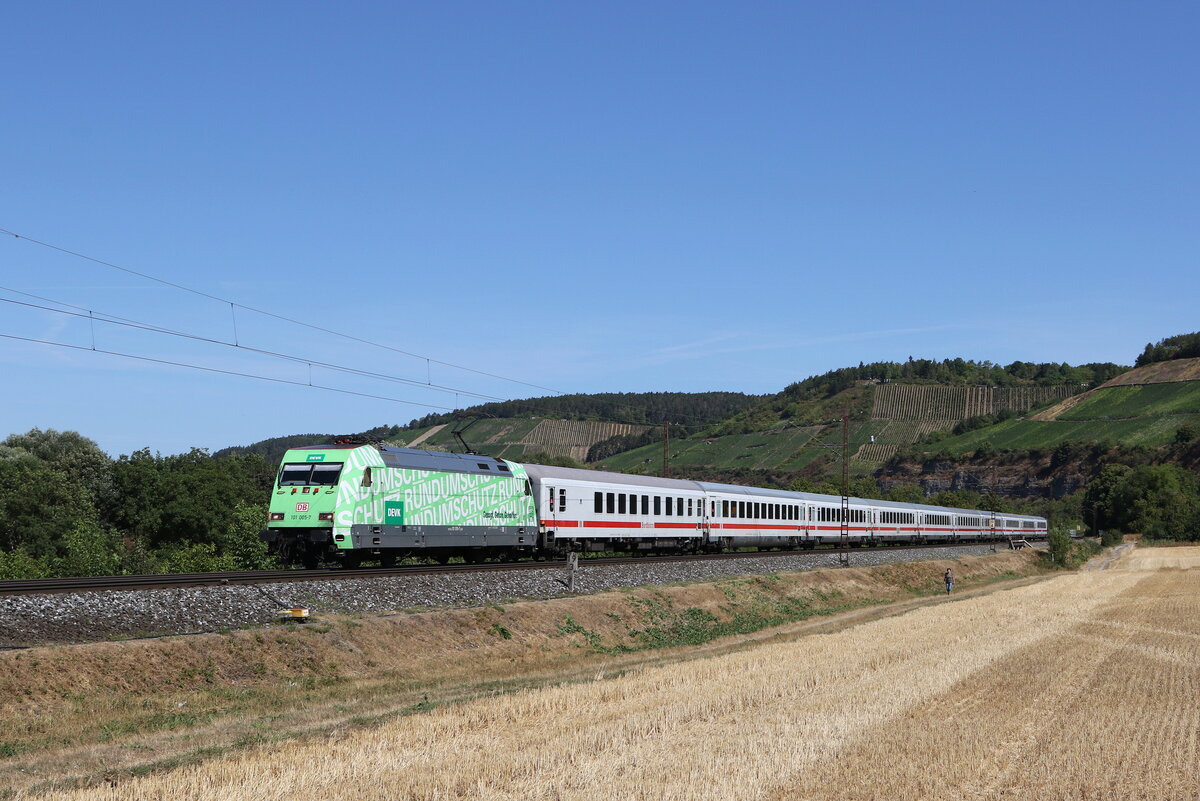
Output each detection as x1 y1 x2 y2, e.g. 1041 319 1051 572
296 502 310 512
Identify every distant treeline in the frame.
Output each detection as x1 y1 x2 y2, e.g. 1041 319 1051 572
1135 332 1200 367
404 392 761 430
215 425 405 464
780 359 1127 403
0 429 277 579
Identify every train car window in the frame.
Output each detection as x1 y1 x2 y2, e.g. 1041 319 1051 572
477 463 490 470
594 492 603 513
361 467 372 488
665 497 673 516
618 494 626 514
642 495 649 515
606 493 615 514
629 494 638 515
498 464 510 472
722 500 728 517
676 497 684 516
559 489 566 510
654 496 662 515
687 498 693 516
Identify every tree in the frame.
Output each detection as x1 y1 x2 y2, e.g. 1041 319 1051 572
1083 464 1200 541
1122 465 1200 540
1081 464 1133 535
886 484 926 504
0 455 98 557
1 428 113 507
1048 527 1072 565
1176 424 1198 445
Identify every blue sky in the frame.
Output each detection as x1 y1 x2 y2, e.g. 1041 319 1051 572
2 1 1196 456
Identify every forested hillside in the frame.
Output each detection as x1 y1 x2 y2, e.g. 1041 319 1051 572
1135 331 1200 367
404 391 759 429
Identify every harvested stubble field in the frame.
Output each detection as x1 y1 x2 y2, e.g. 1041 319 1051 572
12 547 1200 800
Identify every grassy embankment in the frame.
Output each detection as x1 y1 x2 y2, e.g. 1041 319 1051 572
0 550 1049 796
23 545 1199 801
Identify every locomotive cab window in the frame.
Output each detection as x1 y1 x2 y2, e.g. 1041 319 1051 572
279 462 344 487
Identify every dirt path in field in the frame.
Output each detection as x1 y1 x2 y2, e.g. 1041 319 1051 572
28 551 1200 801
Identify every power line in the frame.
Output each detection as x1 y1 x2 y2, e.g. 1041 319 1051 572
0 227 565 395
0 230 742 428
0 333 458 411
0 290 509 403
0 280 732 428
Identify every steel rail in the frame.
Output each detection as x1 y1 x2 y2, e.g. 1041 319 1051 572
0 540 1038 597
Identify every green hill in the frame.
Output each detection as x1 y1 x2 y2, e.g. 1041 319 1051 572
928 371 1200 454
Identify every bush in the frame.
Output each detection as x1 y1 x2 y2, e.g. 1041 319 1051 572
1047 528 1072 566
0 547 54 580
58 521 121 577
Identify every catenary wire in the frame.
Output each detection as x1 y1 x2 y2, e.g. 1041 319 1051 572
0 283 729 428
0 292 508 403
0 333 458 411
0 227 565 395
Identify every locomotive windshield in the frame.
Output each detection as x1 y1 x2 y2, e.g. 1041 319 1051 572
279 462 344 487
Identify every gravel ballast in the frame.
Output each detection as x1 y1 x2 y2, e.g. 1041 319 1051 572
0 545 1006 646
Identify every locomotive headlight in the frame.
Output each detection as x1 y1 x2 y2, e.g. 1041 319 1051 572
318 512 333 521
270 513 285 521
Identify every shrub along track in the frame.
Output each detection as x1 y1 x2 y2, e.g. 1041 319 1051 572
0 550 1046 797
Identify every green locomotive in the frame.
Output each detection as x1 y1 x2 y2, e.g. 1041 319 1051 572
261 442 538 567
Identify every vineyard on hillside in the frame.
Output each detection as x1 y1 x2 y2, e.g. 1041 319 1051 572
871 384 1077 422
519 420 650 461
401 418 651 461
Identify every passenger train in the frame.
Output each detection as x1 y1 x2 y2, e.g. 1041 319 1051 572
261 441 1047 567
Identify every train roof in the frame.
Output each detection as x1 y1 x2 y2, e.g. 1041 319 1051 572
289 443 514 477
523 462 1043 520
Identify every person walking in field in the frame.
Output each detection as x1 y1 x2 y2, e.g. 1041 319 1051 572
944 568 954 595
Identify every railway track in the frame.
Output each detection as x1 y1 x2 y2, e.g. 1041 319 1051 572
0 541 1037 597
